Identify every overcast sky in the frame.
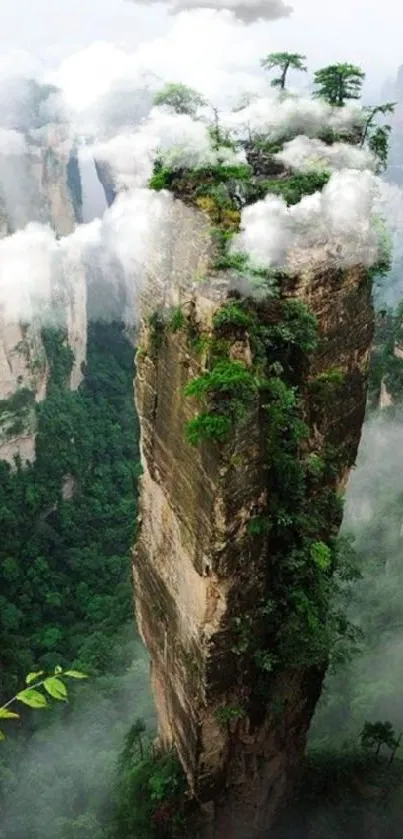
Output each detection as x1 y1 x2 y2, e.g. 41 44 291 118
0 0 401 100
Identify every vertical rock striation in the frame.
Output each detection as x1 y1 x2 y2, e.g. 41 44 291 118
133 197 374 837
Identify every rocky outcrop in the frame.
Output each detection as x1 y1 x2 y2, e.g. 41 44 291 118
133 198 374 837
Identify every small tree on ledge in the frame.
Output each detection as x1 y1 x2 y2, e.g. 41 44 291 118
153 82 206 116
260 52 307 90
359 102 397 171
313 63 365 107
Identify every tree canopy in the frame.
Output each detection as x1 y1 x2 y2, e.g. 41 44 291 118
313 62 365 106
260 52 307 90
152 82 206 116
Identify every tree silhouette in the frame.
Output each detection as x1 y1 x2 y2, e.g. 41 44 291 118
360 720 401 764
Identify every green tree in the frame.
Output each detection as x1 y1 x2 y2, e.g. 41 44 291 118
368 125 392 171
260 51 307 90
360 102 396 171
360 102 396 145
313 63 365 106
152 82 206 116
360 720 401 762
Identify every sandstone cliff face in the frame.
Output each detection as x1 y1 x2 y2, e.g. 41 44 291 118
32 125 78 236
0 125 87 464
0 319 48 463
26 124 87 394
133 198 374 837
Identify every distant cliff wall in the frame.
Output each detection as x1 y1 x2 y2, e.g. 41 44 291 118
0 125 87 464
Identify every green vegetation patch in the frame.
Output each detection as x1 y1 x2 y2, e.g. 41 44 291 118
0 387 35 416
114 725 189 839
148 159 251 194
249 170 331 206
181 296 359 690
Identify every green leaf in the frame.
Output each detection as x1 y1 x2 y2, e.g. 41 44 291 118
63 670 88 680
0 729 4 740
43 677 68 701
54 665 63 675
0 708 20 720
310 541 332 571
25 671 44 685
16 689 48 709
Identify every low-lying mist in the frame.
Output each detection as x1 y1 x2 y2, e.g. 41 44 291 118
0 635 155 839
311 406 403 748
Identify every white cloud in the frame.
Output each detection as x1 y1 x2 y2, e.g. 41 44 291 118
90 107 245 190
275 135 377 173
223 95 365 142
231 169 384 272
50 10 275 131
0 223 57 321
0 188 174 324
0 127 27 154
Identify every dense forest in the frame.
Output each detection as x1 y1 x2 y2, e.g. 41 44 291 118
0 321 159 839
0 322 140 691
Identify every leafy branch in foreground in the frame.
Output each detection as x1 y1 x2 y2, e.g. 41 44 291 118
0 666 87 739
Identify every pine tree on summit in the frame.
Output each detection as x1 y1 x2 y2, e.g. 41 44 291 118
313 62 365 107
260 51 307 90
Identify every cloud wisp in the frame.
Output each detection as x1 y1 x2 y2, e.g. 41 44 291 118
223 95 366 143
275 135 377 174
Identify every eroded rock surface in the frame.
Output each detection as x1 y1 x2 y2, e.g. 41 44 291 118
133 199 374 837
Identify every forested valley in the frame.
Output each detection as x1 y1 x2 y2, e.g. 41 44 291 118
0 322 159 839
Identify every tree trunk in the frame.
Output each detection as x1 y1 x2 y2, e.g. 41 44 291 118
280 62 290 90
337 80 344 107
